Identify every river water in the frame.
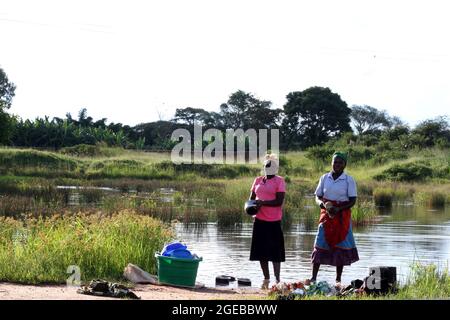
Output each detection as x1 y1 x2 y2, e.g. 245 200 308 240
175 204 450 288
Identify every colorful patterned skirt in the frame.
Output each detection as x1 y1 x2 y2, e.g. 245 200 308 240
311 203 359 266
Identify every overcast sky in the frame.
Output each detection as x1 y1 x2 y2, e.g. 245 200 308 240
1 0 449 127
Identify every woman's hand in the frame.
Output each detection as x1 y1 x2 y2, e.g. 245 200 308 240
327 206 342 218
325 203 339 218
255 200 264 208
324 201 333 211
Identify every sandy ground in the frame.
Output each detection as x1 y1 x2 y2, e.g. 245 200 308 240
0 282 268 300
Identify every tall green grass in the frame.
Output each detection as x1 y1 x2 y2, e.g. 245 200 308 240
0 210 174 284
351 200 378 225
373 188 393 207
395 263 450 299
414 191 447 208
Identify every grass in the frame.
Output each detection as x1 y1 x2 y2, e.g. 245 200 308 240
394 263 450 299
414 191 448 208
0 148 79 170
0 210 174 284
351 200 378 225
0 147 448 225
60 144 125 158
373 188 393 207
1 146 449 183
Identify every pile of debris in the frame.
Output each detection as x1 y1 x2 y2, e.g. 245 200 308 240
269 279 368 300
270 267 398 300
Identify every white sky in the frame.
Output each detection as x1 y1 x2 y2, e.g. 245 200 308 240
1 0 449 126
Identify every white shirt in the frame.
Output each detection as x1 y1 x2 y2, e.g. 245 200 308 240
314 172 357 202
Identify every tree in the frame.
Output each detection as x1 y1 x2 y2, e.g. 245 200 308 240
412 116 450 147
0 109 16 144
0 68 16 110
219 90 281 129
350 105 392 134
133 121 187 150
282 86 352 148
381 124 410 141
173 107 212 127
0 68 17 144
77 108 93 127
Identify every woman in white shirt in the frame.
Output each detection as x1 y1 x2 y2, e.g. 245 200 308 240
310 152 359 285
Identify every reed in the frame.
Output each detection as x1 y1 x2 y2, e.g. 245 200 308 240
351 200 378 226
373 188 393 207
414 191 447 209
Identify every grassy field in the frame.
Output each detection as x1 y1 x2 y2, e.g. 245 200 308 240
0 146 449 224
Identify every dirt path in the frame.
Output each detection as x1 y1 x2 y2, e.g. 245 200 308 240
0 282 268 300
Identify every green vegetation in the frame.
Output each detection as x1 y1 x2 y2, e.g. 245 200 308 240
374 162 434 182
373 188 393 207
0 210 173 284
0 146 449 226
351 201 378 225
395 263 450 299
60 143 125 158
414 191 448 209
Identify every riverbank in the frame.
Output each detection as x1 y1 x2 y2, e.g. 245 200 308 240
0 282 266 300
2 262 448 300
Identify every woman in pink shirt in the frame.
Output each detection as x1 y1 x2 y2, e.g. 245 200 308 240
249 154 286 286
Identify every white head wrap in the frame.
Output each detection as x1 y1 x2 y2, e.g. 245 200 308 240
263 153 279 176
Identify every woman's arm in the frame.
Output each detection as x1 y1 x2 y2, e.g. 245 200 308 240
330 197 357 215
255 192 285 207
316 195 326 209
249 191 256 200
337 197 356 211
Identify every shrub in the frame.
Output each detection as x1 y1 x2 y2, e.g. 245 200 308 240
374 162 433 182
305 145 334 163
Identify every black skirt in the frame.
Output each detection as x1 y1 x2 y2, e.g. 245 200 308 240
250 218 285 262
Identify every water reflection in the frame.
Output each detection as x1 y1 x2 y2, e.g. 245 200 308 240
175 204 450 288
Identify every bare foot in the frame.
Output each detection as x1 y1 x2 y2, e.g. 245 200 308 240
261 279 270 290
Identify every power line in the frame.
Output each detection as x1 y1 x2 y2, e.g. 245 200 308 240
0 16 115 34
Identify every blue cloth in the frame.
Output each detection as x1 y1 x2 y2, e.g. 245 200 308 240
169 248 193 259
162 242 187 256
314 222 357 250
161 242 194 259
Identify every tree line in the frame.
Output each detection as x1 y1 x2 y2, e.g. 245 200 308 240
1 67 449 151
